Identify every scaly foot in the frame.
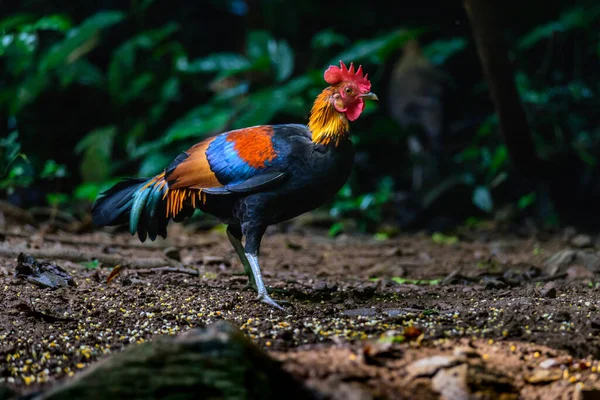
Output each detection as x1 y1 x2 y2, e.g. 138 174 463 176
257 293 288 311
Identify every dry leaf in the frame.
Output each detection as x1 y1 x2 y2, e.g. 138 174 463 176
106 265 124 284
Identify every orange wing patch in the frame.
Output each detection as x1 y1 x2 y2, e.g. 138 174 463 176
167 137 222 190
225 126 276 169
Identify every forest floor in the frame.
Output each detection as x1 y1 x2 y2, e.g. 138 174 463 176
2 217 600 399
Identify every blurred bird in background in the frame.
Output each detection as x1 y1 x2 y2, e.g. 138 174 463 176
388 39 450 192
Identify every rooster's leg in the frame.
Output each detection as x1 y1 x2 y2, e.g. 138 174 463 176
243 225 285 310
228 225 288 297
226 225 256 289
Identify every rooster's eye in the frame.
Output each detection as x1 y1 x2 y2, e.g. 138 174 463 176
345 87 353 95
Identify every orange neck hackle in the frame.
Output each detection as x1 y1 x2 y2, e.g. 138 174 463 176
308 87 350 146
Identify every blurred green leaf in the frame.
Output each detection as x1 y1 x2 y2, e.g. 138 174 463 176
422 174 473 209
270 40 294 82
472 185 493 213
423 37 467 65
74 182 104 202
518 6 600 49
22 15 72 33
46 192 70 206
213 81 250 101
76 126 117 183
57 59 104 87
247 30 273 61
41 11 125 71
391 277 441 285
15 73 49 112
134 105 234 158
312 29 348 50
328 221 344 237
108 22 178 101
233 75 313 128
183 53 251 73
518 192 537 210
40 160 67 179
431 232 459 245
488 145 508 176
164 107 233 143
0 14 35 32
329 28 425 65
82 259 100 269
0 132 21 164
138 152 174 176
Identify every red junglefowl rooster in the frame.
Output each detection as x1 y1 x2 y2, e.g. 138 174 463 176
92 61 378 309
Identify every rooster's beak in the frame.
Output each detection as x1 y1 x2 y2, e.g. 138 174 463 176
360 92 379 101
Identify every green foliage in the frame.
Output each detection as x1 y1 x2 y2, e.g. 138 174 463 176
472 185 493 213
3 1 598 232
2 3 427 227
329 176 395 232
328 28 425 65
422 37 467 65
431 232 459 245
390 277 441 285
518 6 600 50
0 132 31 192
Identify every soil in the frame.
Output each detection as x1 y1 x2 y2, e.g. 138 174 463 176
2 219 600 399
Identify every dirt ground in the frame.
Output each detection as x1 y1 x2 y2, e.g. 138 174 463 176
2 219 600 399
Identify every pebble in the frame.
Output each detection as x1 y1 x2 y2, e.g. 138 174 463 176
343 308 377 317
571 234 592 249
539 358 558 369
541 282 557 299
407 356 458 378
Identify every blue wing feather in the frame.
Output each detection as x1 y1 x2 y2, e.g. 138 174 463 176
206 128 279 184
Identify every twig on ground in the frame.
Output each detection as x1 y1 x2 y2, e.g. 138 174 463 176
442 269 480 285
531 273 568 283
0 245 183 269
139 266 201 276
2 231 219 250
0 200 36 225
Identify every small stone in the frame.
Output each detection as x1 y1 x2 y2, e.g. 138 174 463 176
202 255 225 265
524 368 562 384
383 247 402 257
407 356 458 378
539 358 558 369
342 308 377 317
567 265 594 281
571 234 592 248
431 363 470 399
541 282 557 298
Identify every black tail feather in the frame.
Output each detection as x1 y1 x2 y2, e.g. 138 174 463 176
91 179 146 227
91 177 175 241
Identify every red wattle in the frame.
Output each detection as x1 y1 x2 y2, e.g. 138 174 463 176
345 99 364 121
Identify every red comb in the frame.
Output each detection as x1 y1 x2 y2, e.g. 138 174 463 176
324 61 371 92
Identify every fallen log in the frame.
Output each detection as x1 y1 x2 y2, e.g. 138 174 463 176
29 321 318 400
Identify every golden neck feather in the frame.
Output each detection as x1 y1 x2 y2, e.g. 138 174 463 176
308 87 350 146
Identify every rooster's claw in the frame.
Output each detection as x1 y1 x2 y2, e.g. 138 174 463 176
258 294 288 311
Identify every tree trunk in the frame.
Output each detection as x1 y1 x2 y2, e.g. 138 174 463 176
463 0 544 179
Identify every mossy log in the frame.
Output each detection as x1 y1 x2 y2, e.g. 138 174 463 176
32 321 317 400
